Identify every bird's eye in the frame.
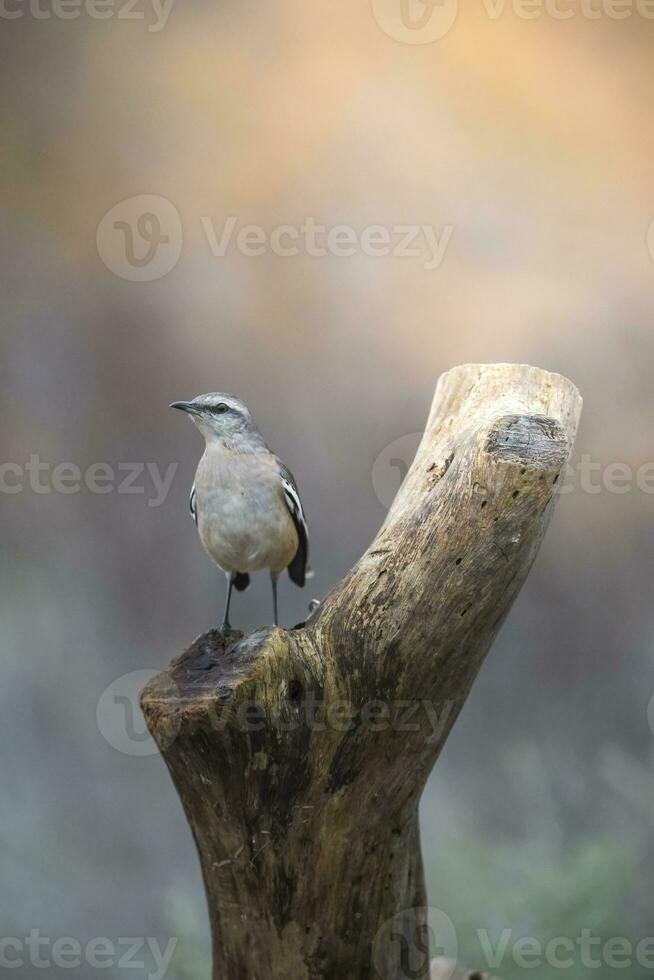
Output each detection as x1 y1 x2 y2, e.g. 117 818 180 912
214 403 229 414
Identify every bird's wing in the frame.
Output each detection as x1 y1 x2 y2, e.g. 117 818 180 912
277 460 310 587
189 482 198 526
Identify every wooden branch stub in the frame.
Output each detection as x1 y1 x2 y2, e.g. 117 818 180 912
142 363 582 980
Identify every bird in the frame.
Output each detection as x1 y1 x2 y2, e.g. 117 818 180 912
170 393 310 631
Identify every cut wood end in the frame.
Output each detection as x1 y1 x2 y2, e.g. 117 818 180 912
484 413 569 470
438 362 582 399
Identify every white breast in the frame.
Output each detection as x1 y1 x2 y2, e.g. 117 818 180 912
193 448 298 575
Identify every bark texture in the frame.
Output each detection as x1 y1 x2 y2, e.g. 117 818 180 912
141 363 582 980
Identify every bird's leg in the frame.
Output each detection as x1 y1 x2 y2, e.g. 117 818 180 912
222 572 235 632
271 573 279 626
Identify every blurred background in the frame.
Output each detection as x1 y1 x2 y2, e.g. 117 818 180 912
1 1 653 977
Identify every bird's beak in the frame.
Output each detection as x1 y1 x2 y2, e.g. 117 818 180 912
170 400 202 416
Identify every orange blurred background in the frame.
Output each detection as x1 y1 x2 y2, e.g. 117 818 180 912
1 2 653 976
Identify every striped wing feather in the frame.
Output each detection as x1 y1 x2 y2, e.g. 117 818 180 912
278 462 309 587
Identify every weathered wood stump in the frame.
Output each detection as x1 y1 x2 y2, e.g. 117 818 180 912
141 363 582 980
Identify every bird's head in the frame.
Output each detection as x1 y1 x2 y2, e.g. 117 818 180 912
170 393 263 448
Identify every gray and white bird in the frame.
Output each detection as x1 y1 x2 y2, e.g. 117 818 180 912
170 393 310 630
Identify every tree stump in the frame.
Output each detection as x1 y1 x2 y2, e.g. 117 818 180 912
141 363 582 980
